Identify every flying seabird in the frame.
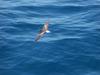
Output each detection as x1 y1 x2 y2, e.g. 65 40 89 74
35 21 50 42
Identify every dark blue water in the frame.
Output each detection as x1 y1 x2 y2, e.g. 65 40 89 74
0 0 100 75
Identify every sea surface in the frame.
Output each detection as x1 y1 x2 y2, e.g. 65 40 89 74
0 0 100 75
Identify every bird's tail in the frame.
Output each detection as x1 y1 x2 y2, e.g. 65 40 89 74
46 30 51 33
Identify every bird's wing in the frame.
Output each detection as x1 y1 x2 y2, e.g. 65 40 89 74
44 22 48 30
35 32 45 42
39 22 48 33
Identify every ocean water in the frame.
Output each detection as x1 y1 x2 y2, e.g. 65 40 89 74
0 0 100 75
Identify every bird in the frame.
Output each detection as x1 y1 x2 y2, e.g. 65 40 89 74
35 21 50 42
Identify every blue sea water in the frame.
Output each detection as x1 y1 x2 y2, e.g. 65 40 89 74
0 0 100 75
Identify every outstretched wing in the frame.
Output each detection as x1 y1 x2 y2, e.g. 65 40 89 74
35 32 45 42
44 21 49 30
39 21 49 33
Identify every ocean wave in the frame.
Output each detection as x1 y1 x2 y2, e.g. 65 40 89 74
0 0 100 75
